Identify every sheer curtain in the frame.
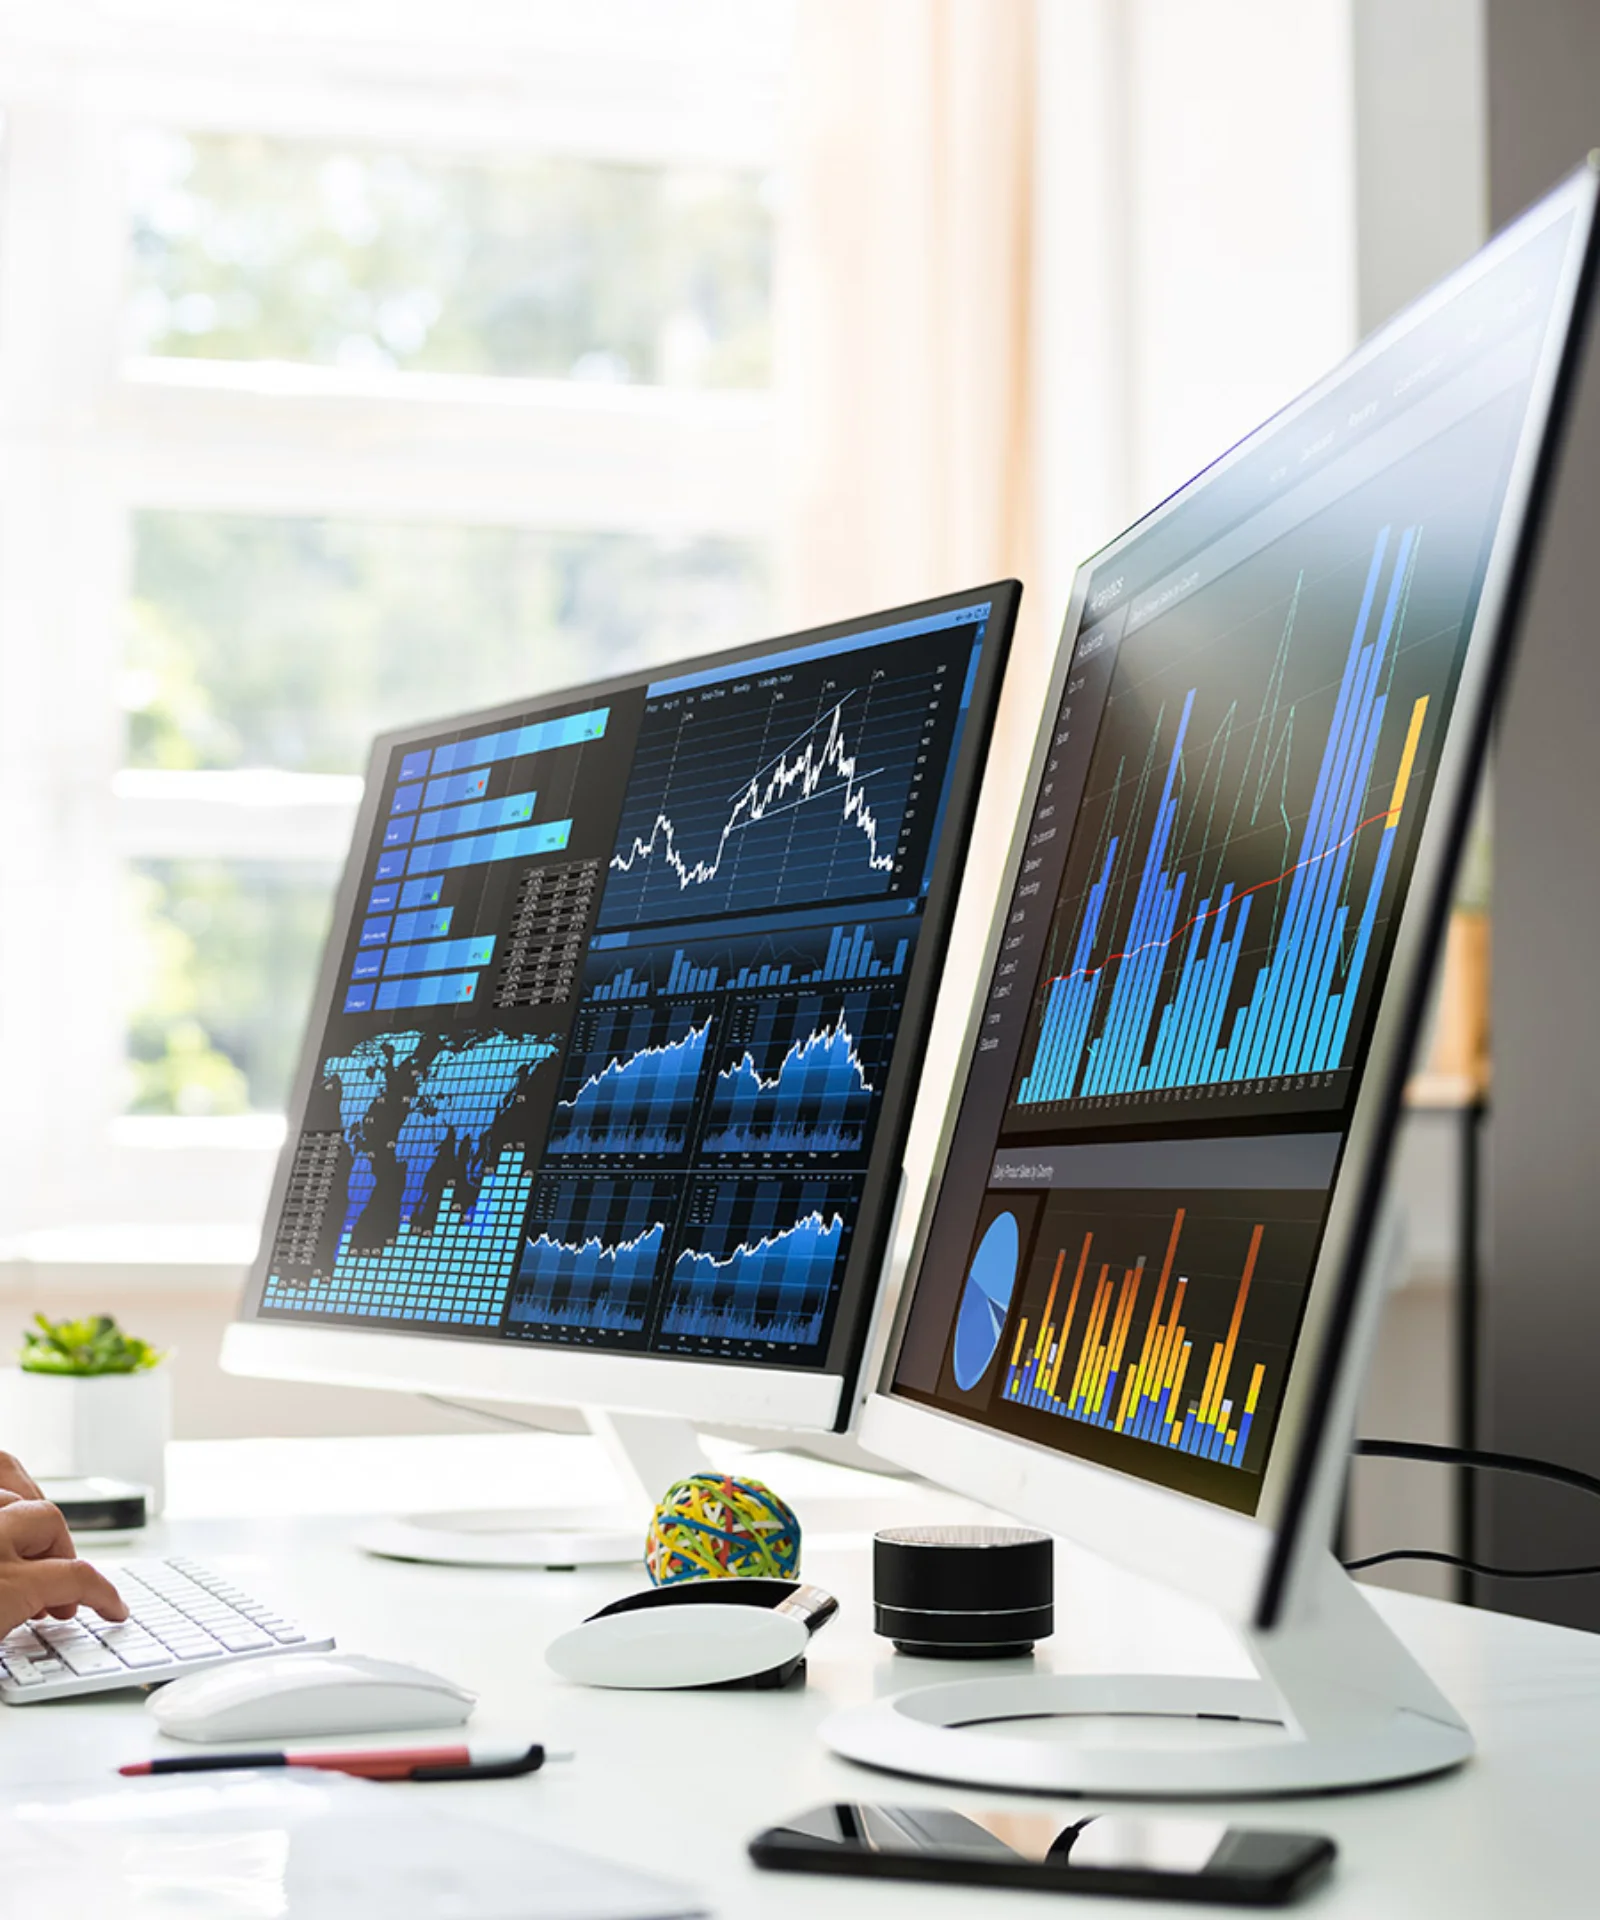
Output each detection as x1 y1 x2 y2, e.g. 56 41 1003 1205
773 0 1039 638
770 0 1044 1197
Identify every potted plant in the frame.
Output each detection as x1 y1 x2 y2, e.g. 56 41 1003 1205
0 1314 171 1514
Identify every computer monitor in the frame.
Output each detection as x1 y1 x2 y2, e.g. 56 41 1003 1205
221 583 1017 1556
824 167 1600 1797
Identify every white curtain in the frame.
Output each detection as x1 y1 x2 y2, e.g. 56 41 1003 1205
773 0 1039 637
771 0 1045 1198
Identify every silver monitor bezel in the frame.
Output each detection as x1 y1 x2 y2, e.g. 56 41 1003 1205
858 164 1600 1623
226 581 1020 1433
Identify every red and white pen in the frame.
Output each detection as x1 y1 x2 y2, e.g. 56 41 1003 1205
119 1740 560 1781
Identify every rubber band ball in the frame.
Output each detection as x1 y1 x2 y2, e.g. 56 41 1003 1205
644 1472 802 1587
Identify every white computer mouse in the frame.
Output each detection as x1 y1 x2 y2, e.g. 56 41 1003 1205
546 1579 836 1690
147 1652 476 1744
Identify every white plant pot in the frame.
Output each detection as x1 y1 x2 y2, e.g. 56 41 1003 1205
0 1367 171 1516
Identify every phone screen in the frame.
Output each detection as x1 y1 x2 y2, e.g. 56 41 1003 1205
751 1804 1335 1901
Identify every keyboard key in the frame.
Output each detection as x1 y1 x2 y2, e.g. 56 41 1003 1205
3 1659 45 1686
119 1644 176 1670
216 1626 273 1652
34 1623 92 1649
164 1635 223 1658
58 1643 124 1676
95 1625 163 1657
269 1628 308 1644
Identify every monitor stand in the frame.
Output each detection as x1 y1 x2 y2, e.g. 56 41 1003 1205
821 1553 1473 1797
355 1409 708 1570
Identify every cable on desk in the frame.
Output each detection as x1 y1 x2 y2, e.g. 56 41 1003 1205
1347 1438 1600 1581
1344 1547 1600 1580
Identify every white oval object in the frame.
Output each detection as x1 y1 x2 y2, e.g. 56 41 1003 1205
546 1602 809 1690
148 1652 475 1743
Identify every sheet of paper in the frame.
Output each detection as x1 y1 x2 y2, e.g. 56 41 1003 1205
0 1771 705 1920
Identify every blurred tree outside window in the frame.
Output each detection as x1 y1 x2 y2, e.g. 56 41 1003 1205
124 514 767 1113
125 130 773 388
126 859 339 1118
0 5 786 1242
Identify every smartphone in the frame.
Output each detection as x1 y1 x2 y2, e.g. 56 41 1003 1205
749 1803 1336 1905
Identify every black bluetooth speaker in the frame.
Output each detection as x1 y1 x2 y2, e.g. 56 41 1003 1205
872 1524 1054 1657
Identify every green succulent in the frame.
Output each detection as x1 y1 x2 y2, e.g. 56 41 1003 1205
18 1314 165 1377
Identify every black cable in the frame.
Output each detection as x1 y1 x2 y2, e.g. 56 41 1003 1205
1345 1548 1600 1581
1355 1437 1600 1502
1348 1438 1600 1582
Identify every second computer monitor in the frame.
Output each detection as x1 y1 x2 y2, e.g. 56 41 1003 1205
226 583 1018 1430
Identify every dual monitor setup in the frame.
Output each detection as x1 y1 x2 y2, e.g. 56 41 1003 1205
225 165 1600 1797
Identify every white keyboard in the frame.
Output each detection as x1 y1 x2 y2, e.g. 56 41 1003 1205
0 1556 333 1704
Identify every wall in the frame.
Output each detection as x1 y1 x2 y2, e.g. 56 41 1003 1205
1482 0 1600 1631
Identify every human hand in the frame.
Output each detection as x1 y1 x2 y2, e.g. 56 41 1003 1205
0 1450 46 1504
0 1453 127 1637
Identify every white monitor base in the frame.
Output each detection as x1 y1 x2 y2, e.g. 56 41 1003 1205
822 1557 1473 1798
356 1410 706 1570
356 1510 646 1568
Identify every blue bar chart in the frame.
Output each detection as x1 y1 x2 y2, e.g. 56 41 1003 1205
345 706 607 1015
587 921 911 1002
1015 524 1437 1113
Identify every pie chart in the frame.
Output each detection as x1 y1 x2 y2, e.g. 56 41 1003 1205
952 1210 1020 1391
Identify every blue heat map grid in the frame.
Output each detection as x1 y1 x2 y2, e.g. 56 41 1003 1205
262 1029 559 1327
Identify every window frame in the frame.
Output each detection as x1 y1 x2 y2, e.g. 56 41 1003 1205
0 4 787 1254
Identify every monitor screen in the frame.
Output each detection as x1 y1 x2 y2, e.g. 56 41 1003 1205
243 586 1015 1387
888 192 1586 1514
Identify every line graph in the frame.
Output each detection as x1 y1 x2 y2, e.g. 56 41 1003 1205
599 644 956 928
1013 520 1449 1119
660 1177 859 1347
546 1003 712 1156
611 699 894 891
703 990 895 1155
510 1176 678 1336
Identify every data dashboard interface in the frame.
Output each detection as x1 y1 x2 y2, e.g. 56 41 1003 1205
250 589 1012 1377
891 200 1582 1511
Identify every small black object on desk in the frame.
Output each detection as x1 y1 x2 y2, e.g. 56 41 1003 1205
873 1526 1053 1657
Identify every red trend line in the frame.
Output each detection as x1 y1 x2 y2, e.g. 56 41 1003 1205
1050 803 1396 989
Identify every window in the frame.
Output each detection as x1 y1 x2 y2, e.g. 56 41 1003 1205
0 2 790 1251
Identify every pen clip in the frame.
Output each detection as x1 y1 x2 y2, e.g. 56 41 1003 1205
408 1743 546 1782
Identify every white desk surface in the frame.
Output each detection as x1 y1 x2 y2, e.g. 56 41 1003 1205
8 1431 1600 1917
